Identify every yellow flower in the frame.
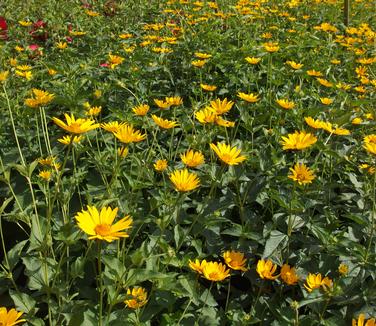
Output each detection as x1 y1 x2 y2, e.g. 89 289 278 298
304 273 332 292
210 143 246 165
125 287 148 309
119 33 133 39
352 117 363 125
338 263 348 276
304 117 324 129
195 107 217 124
15 70 32 80
75 206 132 242
215 116 235 128
352 314 376 326
180 150 205 168
94 90 102 98
286 60 303 70
202 262 231 281
280 131 317 150
39 170 52 181
19 20 32 27
48 69 57 76
320 97 333 105
56 41 68 50
151 115 179 129
69 31 86 36
332 127 350 136
9 58 17 67
169 169 200 192
0 307 26 326
200 83 217 91
276 99 295 110
132 104 150 116
280 264 299 285
58 135 83 145
15 46 24 52
154 159 168 172
16 65 32 71
331 59 341 65
307 69 323 77
85 106 102 116
263 42 280 52
154 99 171 110
256 259 279 280
223 251 248 272
108 54 124 69
210 98 234 115
364 141 376 155
0 71 9 82
194 52 212 59
53 113 100 134
113 125 147 143
117 147 129 158
165 96 183 106
316 78 333 88
189 259 208 274
24 89 55 108
238 92 260 103
38 156 58 166
101 121 127 133
85 10 100 17
191 60 207 67
245 56 261 64
288 163 315 185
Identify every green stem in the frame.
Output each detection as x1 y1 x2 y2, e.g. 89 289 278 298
98 241 103 326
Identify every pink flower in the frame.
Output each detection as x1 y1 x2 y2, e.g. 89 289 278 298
0 16 8 40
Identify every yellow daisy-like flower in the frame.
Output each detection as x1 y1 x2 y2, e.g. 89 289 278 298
352 314 376 326
306 70 323 77
364 142 376 156
215 116 235 128
304 273 333 292
24 89 55 108
280 264 299 285
154 159 168 172
210 143 246 166
364 134 376 144
256 259 279 280
288 163 315 185
101 121 127 133
304 117 324 129
195 107 217 124
119 33 133 39
332 127 350 136
0 71 9 82
194 52 212 59
56 41 68 50
338 263 349 276
52 113 100 134
85 106 102 116
189 259 208 274
0 307 26 326
286 60 303 70
75 206 132 242
113 125 147 143
200 83 217 91
316 78 333 88
263 42 280 53
191 60 207 68
245 56 261 64
165 96 183 106
58 135 83 145
238 92 260 103
320 97 333 105
276 99 295 110
210 98 234 115
132 104 150 116
154 99 171 110
352 117 363 125
223 251 248 272
16 65 32 71
38 170 52 181
125 287 148 309
15 70 32 80
69 31 86 36
280 131 317 151
180 149 205 168
117 147 129 158
202 262 231 282
151 115 179 129
19 20 32 27
169 169 200 192
108 54 124 69
48 69 57 76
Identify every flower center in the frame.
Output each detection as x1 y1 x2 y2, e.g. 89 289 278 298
94 223 111 236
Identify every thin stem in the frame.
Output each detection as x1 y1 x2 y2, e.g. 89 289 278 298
98 241 103 326
225 277 231 313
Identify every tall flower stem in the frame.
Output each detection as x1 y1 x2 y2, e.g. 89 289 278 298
97 241 103 326
365 164 376 261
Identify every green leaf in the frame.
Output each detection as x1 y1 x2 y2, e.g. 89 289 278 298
262 230 288 258
9 289 37 313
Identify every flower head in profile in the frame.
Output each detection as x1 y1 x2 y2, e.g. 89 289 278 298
307 69 322 77
304 117 324 129
320 97 333 105
256 259 279 280
192 60 207 68
210 143 246 165
113 125 147 143
151 115 179 129
338 263 349 276
245 56 261 64
194 52 212 59
189 259 208 274
238 92 260 103
169 169 200 192
39 170 52 181
276 99 295 110
154 159 168 172
288 163 315 185
165 96 183 106
200 83 217 91
125 287 148 309
53 113 100 134
117 147 129 158
352 314 375 326
215 116 235 128
280 264 299 285
0 307 26 325
286 60 303 70
75 206 132 242
24 89 54 108
154 99 171 110
101 121 127 133
58 135 83 145
210 98 234 115
195 107 217 124
280 131 317 150
0 71 9 82
180 150 205 168
316 78 333 88
363 134 376 156
223 251 248 272
263 42 280 52
304 273 333 292
132 104 150 116
202 262 231 281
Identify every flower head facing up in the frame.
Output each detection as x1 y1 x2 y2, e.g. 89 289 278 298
352 314 375 326
338 263 349 276
53 113 100 134
280 131 317 150
108 54 124 69
113 125 147 143
288 163 315 185
154 159 168 172
210 143 246 166
0 307 26 326
0 71 9 82
169 169 200 192
75 206 132 242
202 262 230 281
256 259 279 280
125 287 148 309
304 273 333 292
180 150 205 168
364 135 376 156
24 89 54 108
210 98 234 115
276 99 295 110
151 115 179 129
280 264 299 285
189 259 208 275
223 251 248 272
238 92 260 103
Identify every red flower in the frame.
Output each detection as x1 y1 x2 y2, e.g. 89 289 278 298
0 16 8 40
29 20 48 41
